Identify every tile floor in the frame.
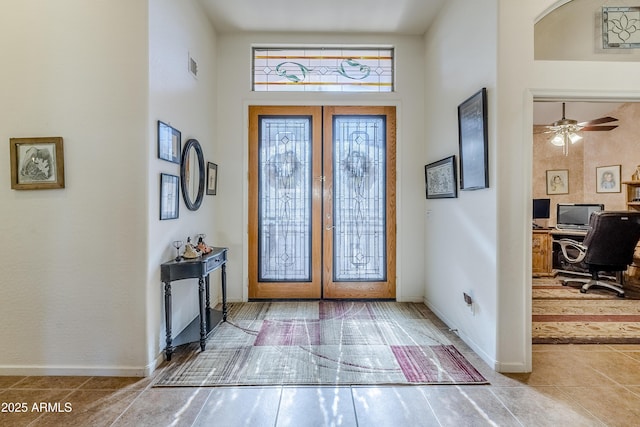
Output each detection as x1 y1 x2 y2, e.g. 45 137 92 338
3 344 640 426
3 330 640 426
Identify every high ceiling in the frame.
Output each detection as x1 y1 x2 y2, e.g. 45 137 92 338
533 102 622 126
198 0 446 35
197 1 626 124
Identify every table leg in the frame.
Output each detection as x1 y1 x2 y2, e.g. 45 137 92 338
221 263 227 321
198 276 206 351
205 274 211 309
163 281 173 361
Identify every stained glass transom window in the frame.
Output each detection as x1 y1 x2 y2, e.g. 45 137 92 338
253 47 394 92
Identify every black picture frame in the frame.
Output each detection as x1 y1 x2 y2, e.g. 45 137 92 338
157 121 181 164
425 155 457 199
458 88 489 190
160 173 179 220
207 162 218 195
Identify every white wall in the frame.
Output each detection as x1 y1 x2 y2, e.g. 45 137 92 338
214 33 427 303
0 0 217 376
147 0 218 370
0 0 149 375
423 0 499 368
536 0 640 61
422 0 640 373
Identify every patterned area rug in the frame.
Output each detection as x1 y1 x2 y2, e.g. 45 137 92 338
154 301 487 387
533 277 640 344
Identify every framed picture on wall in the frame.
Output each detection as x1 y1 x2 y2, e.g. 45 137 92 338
425 155 457 199
160 173 179 220
157 121 181 164
206 162 218 195
546 169 569 195
10 137 65 190
596 164 621 193
458 88 489 190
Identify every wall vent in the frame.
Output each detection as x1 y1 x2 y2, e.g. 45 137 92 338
188 54 198 78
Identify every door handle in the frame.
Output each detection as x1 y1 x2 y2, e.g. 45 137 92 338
325 213 334 230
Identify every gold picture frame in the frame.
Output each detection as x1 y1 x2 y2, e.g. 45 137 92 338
596 164 621 193
10 137 65 190
546 169 569 195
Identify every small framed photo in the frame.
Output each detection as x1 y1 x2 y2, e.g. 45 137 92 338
157 121 181 163
206 162 218 195
425 155 457 199
458 88 489 190
596 164 621 193
160 173 179 220
10 137 65 190
546 169 569 195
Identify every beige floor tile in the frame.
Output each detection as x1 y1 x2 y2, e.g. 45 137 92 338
30 389 142 427
510 350 616 386
533 343 616 353
0 389 73 427
576 351 640 385
0 376 26 388
111 388 210 427
420 385 521 426
194 387 282 427
557 385 640 427
79 376 152 391
491 386 603 426
609 344 640 352
12 376 91 390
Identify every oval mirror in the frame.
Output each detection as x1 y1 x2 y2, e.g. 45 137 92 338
180 138 205 211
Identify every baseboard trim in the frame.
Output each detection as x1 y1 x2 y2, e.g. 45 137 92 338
0 360 160 377
423 297 497 370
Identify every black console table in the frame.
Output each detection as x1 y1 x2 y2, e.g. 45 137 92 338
161 247 228 361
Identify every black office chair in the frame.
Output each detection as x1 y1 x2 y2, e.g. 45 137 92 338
557 211 640 297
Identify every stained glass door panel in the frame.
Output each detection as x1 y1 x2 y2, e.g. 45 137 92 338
323 106 396 299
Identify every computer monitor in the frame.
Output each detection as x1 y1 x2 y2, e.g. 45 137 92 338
556 203 604 228
532 198 550 219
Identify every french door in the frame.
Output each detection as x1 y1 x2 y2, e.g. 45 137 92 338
248 106 396 299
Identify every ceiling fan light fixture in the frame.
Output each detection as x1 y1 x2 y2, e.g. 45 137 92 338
568 132 582 144
536 102 618 156
550 133 565 146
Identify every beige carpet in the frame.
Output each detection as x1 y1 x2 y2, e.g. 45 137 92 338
154 301 488 387
533 276 640 344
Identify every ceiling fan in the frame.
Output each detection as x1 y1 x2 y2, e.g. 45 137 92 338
534 102 618 155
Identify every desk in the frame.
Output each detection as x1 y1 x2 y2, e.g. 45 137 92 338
161 247 228 361
532 229 554 277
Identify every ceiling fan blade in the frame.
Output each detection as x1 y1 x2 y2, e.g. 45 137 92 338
578 116 618 126
580 125 618 131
